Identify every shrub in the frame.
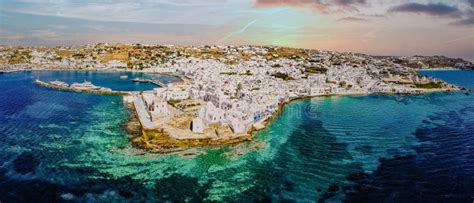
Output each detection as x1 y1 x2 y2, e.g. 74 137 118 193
304 66 327 74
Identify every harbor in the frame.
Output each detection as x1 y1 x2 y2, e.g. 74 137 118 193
34 79 131 95
0 70 22 74
131 78 167 87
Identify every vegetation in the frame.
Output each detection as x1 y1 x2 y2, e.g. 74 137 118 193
176 103 199 109
220 72 237 75
240 70 252 76
224 60 239 65
72 53 86 59
271 72 294 80
236 83 243 96
304 66 327 74
262 47 312 60
7 50 32 64
167 99 181 106
415 82 443 89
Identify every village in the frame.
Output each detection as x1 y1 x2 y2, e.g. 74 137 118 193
0 44 464 151
114 46 463 151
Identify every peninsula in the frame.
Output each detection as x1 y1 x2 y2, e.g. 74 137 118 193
0 44 469 152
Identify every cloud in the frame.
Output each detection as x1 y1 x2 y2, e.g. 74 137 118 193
336 16 369 22
1 0 244 26
388 3 462 18
254 0 367 13
359 13 386 18
467 0 474 7
452 16 474 26
387 1 474 27
220 19 258 42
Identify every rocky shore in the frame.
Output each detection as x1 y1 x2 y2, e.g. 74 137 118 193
125 84 462 154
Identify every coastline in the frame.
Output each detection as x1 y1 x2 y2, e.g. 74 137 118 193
2 66 185 83
1 45 473 201
418 68 461 71
27 68 186 96
127 86 461 153
9 66 466 153
34 79 131 95
124 101 253 153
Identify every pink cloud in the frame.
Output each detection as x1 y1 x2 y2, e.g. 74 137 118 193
254 0 366 13
336 16 370 22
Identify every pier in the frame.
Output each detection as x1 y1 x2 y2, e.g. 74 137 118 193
34 79 131 95
0 70 22 74
132 78 167 87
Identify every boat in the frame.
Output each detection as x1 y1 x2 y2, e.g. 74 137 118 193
70 81 105 91
50 80 69 87
120 75 128 79
99 87 112 91
132 77 144 82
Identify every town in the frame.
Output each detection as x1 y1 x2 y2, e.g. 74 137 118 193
0 44 467 152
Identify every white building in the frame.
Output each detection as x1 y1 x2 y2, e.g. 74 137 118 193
191 117 205 133
197 102 225 124
230 120 246 134
154 85 190 101
107 60 127 68
141 93 170 121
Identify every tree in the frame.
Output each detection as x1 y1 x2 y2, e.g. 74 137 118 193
236 83 242 97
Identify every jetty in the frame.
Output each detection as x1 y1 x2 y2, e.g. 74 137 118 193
0 70 21 74
34 79 130 95
132 78 167 87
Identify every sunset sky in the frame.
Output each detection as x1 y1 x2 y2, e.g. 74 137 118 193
0 0 473 60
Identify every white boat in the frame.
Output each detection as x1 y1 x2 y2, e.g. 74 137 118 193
69 81 113 92
120 75 128 79
99 87 112 91
70 81 103 90
50 80 69 87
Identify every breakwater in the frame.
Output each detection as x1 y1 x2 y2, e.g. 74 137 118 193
34 79 131 95
132 78 167 87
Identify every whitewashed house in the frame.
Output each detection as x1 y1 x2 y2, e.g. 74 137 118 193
107 60 127 68
153 85 190 101
191 117 205 133
141 93 169 120
229 119 246 134
198 102 226 124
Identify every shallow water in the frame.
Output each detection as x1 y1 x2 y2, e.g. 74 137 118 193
0 70 473 202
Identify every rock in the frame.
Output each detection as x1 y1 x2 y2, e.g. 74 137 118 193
327 184 339 193
60 193 75 200
13 152 41 175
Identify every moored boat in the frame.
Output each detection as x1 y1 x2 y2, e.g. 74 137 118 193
50 80 69 87
70 81 109 91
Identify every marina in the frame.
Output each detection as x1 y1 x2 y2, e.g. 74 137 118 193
0 70 22 74
132 78 167 87
34 79 130 95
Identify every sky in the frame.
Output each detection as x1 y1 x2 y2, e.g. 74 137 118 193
0 0 473 60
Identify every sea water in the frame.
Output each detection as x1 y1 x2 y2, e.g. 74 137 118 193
0 70 472 202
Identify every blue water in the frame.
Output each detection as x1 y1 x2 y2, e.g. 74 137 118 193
0 70 473 202
30 70 179 91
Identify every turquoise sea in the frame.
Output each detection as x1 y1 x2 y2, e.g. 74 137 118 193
0 70 473 202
